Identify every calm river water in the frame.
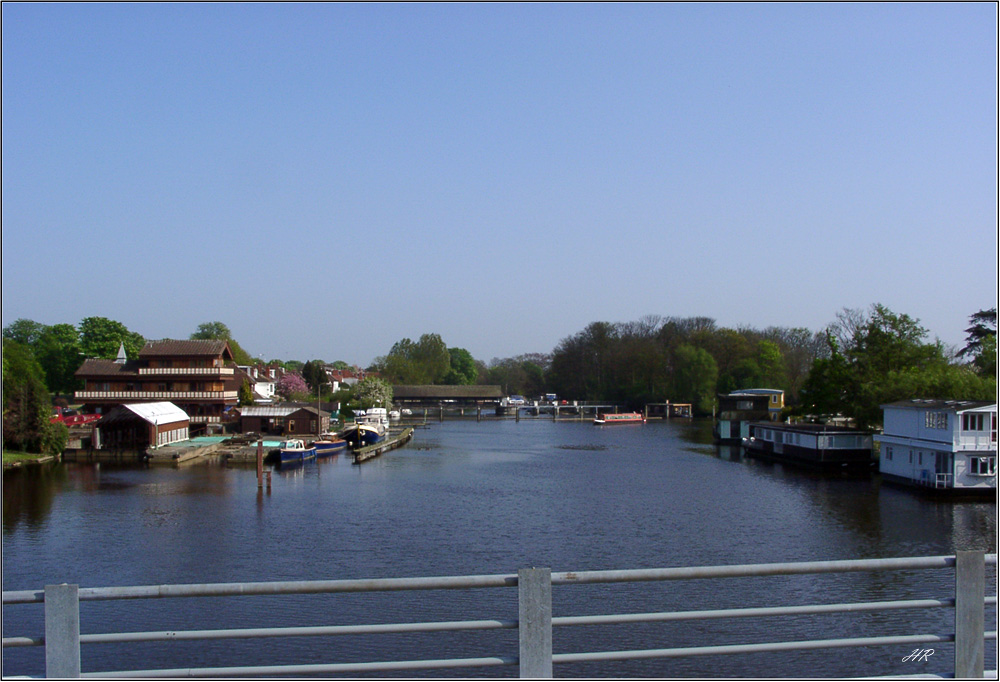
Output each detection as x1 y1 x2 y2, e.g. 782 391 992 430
2 419 996 678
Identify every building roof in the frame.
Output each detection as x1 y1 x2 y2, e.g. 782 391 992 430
123 402 189 425
240 406 327 417
140 339 232 358
75 358 140 377
881 399 997 412
751 422 872 435
392 385 504 399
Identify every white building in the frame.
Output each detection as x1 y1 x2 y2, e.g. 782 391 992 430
875 399 996 493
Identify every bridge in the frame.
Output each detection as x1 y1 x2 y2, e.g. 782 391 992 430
3 552 995 678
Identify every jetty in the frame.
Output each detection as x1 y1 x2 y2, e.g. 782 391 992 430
354 427 414 464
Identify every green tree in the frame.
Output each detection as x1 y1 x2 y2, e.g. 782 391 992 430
671 344 718 415
79 317 145 359
190 321 254 365
2 340 67 454
301 360 329 396
238 378 255 406
35 324 83 395
2 319 46 347
372 334 452 384
444 348 478 385
799 304 994 428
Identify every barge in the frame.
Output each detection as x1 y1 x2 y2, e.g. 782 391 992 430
742 422 874 473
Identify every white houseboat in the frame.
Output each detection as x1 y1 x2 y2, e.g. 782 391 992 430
874 399 996 495
743 422 875 473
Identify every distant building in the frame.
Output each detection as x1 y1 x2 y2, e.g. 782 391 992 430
239 405 330 437
714 389 784 443
875 399 997 494
74 339 238 427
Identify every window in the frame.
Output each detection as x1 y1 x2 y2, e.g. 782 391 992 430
969 457 996 476
925 412 948 429
962 413 985 431
886 446 893 461
737 400 752 410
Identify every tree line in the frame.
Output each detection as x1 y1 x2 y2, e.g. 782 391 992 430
3 305 995 454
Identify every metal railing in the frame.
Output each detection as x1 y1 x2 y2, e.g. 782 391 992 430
73 391 238 401
2 552 996 678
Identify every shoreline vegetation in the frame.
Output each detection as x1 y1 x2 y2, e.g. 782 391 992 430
2 306 996 460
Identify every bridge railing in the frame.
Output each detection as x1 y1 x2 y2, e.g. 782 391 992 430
3 552 996 678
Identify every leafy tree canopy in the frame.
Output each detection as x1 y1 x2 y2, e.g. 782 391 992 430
444 347 478 385
353 376 393 410
2 339 68 454
79 317 144 360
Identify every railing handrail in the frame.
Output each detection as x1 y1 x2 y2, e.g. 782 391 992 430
3 553 995 679
8 554 990 605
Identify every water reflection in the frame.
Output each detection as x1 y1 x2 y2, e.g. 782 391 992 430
2 420 995 678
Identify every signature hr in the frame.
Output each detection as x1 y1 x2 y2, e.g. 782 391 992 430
902 649 935 663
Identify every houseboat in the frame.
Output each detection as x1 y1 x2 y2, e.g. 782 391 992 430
594 413 645 425
714 389 784 443
275 438 316 465
742 422 874 473
341 408 389 448
874 399 996 496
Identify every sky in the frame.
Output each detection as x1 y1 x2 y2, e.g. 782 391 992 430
2 3 997 367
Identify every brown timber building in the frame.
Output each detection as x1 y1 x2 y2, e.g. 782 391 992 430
74 339 239 428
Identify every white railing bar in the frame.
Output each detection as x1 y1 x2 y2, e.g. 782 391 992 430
11 554 994 605
2 574 520 604
552 597 956 627
551 555 969 585
5 618 518 647
1 597 981 649
551 633 956 663
82 655 518 678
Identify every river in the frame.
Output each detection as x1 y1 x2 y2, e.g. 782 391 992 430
2 419 996 677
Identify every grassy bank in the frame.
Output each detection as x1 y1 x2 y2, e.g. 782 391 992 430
3 450 56 466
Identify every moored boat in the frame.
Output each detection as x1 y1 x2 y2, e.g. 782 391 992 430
311 434 347 457
276 438 317 465
594 413 645 425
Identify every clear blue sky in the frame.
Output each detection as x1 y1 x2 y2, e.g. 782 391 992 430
3 3 997 366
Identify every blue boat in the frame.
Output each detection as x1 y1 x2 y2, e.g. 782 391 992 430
276 439 316 465
311 435 347 457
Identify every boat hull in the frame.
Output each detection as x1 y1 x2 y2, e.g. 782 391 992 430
594 413 645 425
277 447 317 465
312 439 347 457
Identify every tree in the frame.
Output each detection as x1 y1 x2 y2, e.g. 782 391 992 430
372 334 452 384
959 308 997 378
301 360 329 396
35 324 83 395
190 321 254 365
238 378 255 406
276 373 309 399
2 340 67 454
353 376 393 410
799 304 994 429
2 319 46 347
79 317 144 359
444 348 478 385
671 344 718 415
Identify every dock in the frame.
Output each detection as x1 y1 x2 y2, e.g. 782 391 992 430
354 428 414 464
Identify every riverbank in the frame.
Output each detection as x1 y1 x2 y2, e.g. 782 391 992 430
2 451 59 469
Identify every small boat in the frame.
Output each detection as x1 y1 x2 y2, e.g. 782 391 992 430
276 438 317 465
594 413 646 425
311 434 347 457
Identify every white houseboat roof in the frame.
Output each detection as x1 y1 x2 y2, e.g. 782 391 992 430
880 399 996 412
750 422 872 435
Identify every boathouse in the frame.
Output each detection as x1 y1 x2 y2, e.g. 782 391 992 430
874 399 997 494
714 389 783 443
239 405 330 437
93 402 190 452
392 385 504 408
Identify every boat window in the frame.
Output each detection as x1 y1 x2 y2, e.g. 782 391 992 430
962 413 985 432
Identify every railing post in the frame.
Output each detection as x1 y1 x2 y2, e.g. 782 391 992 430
954 551 985 679
44 583 81 678
518 567 552 678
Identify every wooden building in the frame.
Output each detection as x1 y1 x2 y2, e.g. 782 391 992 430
74 339 239 429
93 402 190 452
239 405 330 437
392 385 504 407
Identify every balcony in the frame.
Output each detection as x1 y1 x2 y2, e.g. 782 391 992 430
74 391 238 402
957 434 998 451
137 367 234 376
